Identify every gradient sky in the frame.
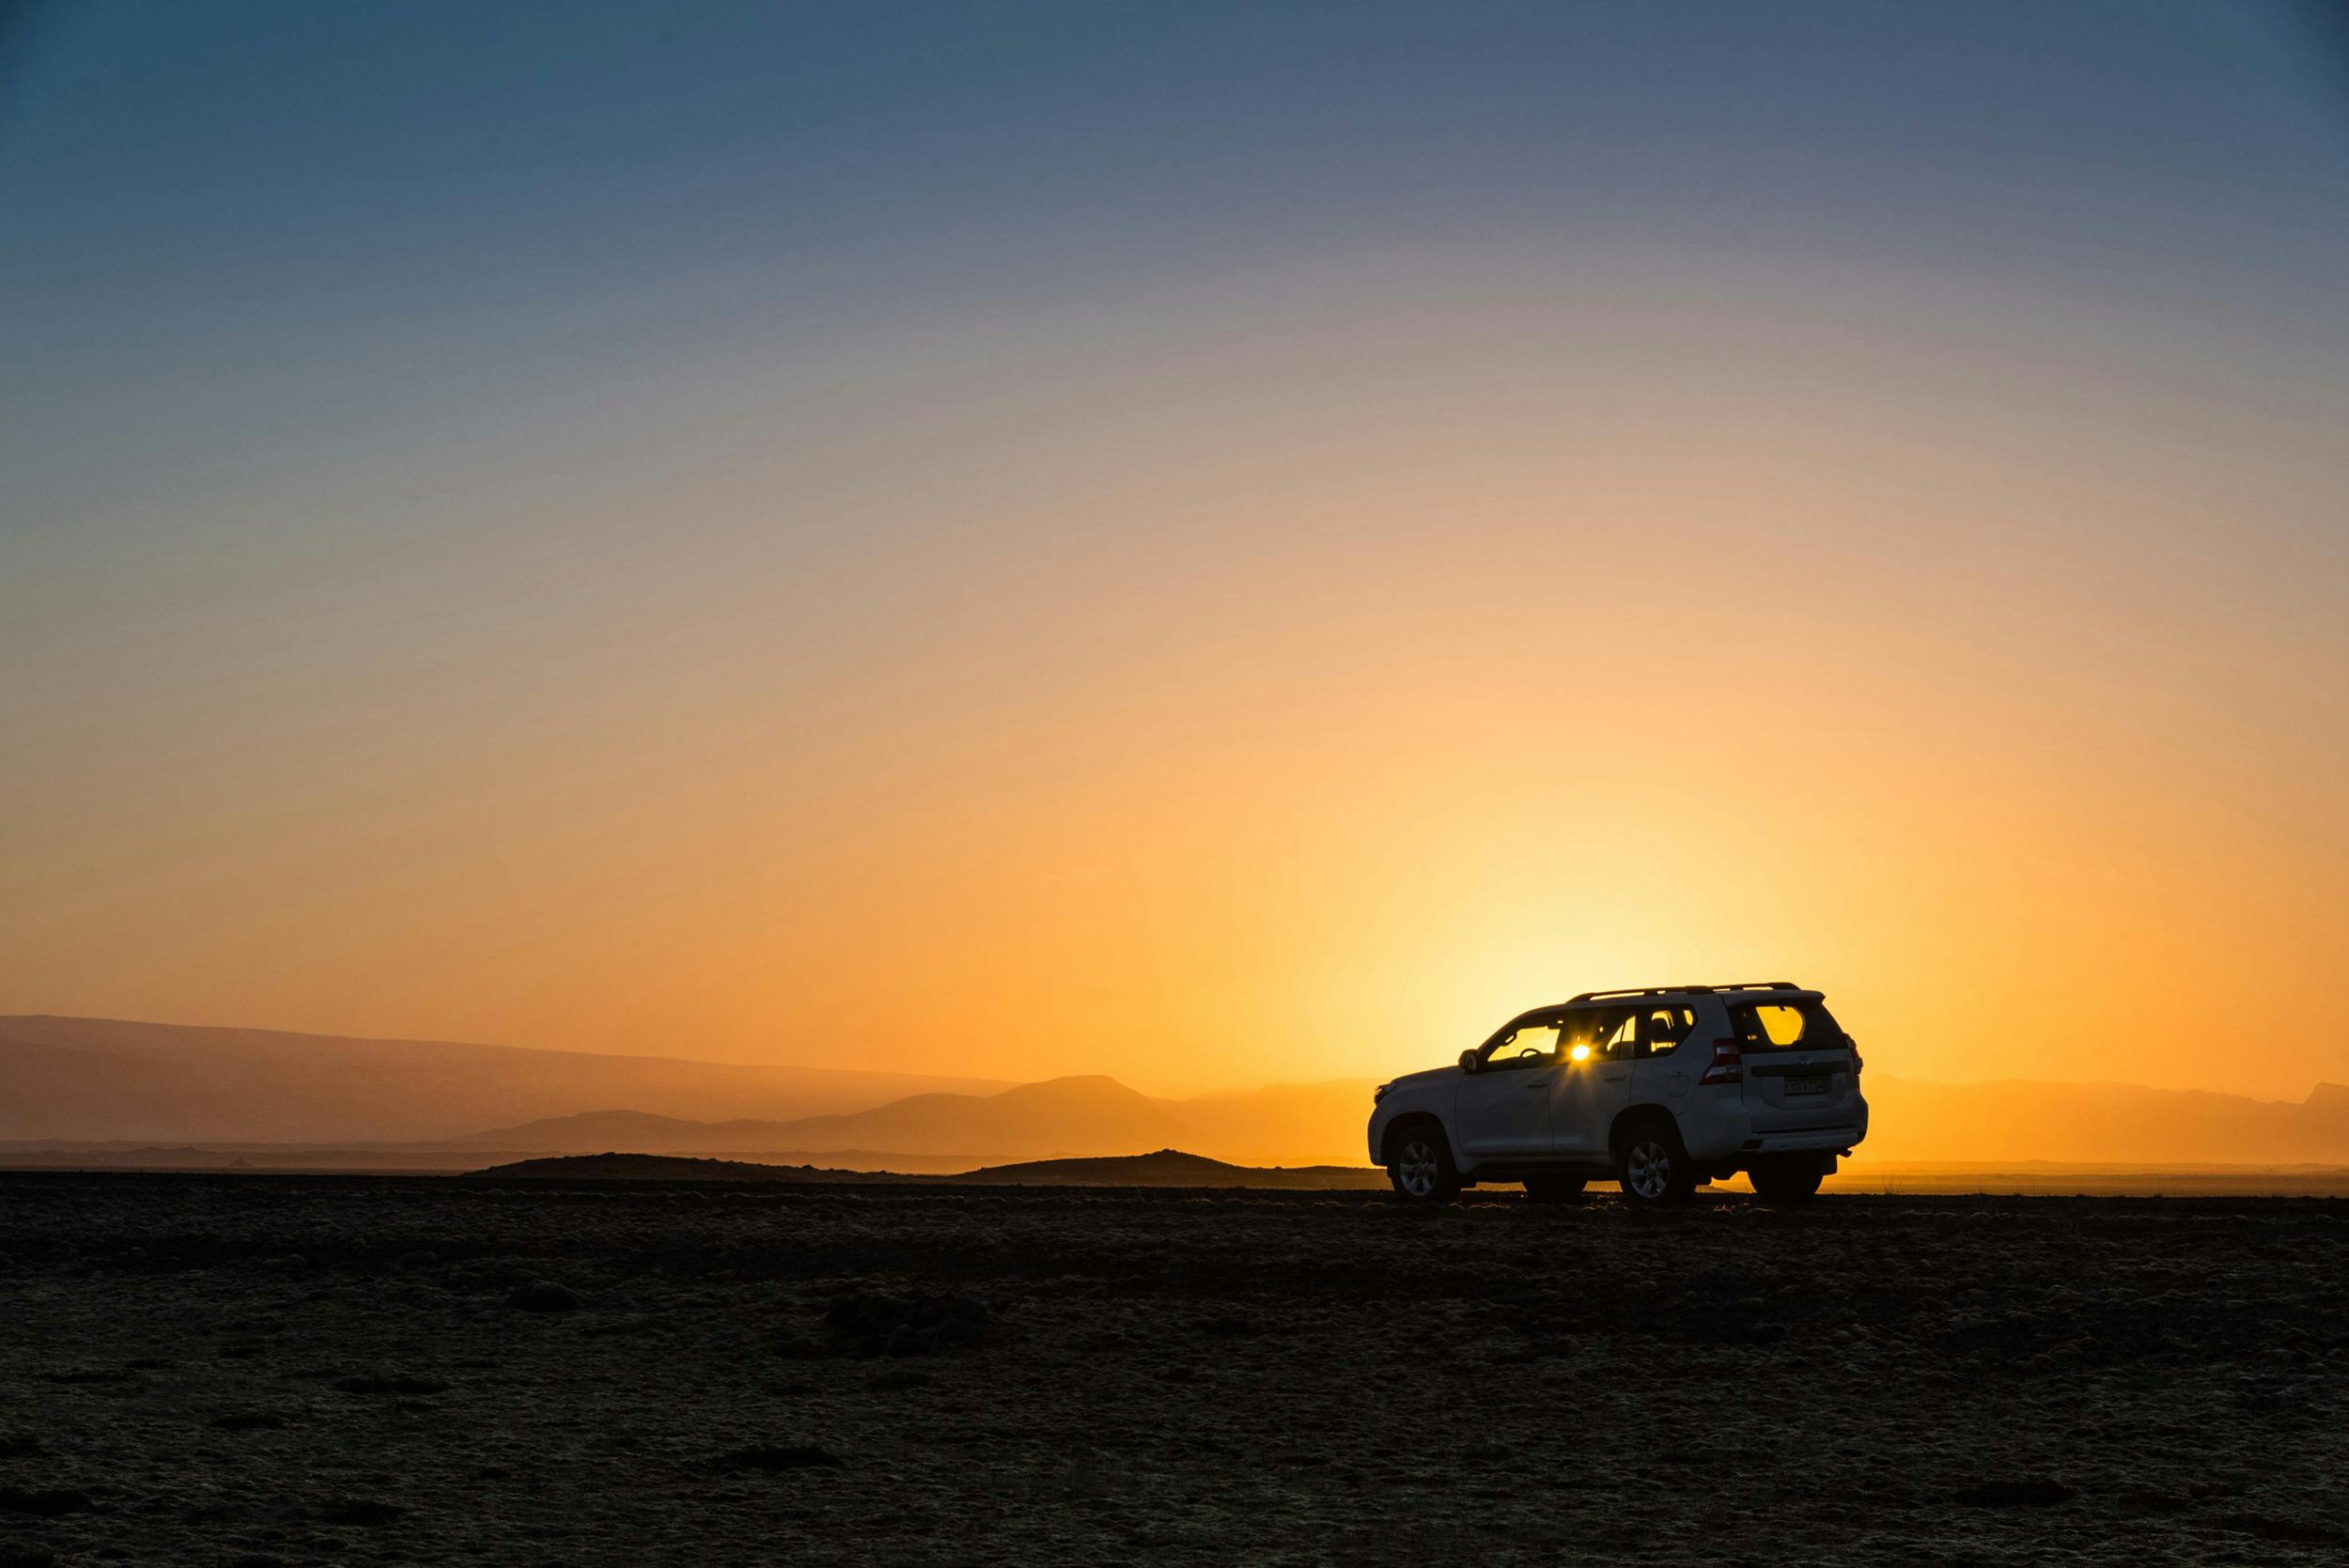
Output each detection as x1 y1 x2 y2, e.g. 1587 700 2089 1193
5 2 2346 1099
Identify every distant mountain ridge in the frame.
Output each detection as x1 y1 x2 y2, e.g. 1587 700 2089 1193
474 1148 1389 1189
441 1076 1378 1164
5 1014 2345 1169
0 1016 1011 1143
439 1073 2349 1171
437 1070 2349 1169
451 1076 1191 1162
0 1013 1376 1162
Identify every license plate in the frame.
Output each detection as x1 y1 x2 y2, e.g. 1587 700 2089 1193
1785 1074 1829 1095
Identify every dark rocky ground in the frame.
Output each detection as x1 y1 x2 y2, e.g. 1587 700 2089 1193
0 1173 2342 1566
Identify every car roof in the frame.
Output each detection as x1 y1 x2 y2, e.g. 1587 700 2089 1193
1568 982 1821 1004
1486 984 1823 1038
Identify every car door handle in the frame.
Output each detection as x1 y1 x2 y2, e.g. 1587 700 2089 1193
1600 1070 1628 1082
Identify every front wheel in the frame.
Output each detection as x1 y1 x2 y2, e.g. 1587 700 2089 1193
1615 1120 1695 1203
1749 1157 1825 1203
1387 1126 1461 1203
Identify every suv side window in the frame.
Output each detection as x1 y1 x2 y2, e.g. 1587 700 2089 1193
1560 1006 1637 1061
1596 1011 1641 1061
1565 1004 1696 1058
1483 1019 1561 1070
1637 1006 1697 1056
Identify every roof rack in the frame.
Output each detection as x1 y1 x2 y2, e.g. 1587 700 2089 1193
1568 981 1799 1002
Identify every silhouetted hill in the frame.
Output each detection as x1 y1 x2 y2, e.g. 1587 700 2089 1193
446 1074 2349 1170
953 1149 1385 1188
2305 1082 2349 1115
450 1084 1182 1158
472 1148 1384 1188
447 1079 1375 1163
712 1075 1191 1161
474 1153 919 1183
0 1016 1010 1142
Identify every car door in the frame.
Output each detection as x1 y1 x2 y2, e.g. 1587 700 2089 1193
1630 1003 1700 1107
1454 1018 1564 1159
1548 1007 1640 1158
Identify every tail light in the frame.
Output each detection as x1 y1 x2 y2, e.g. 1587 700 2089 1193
1698 1037 1742 1086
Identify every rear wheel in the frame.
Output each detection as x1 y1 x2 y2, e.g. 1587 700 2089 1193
1749 1157 1825 1203
1522 1173 1587 1203
1387 1126 1461 1203
1615 1119 1695 1203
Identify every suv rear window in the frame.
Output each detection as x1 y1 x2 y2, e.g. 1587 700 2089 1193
1728 999 1847 1051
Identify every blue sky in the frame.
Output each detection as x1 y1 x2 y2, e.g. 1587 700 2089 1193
7 1 2341 531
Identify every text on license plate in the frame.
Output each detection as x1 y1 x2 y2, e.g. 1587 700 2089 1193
1785 1074 1830 1095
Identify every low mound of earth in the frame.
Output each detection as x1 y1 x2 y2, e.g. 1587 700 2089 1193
473 1153 920 1183
1 1173 2341 1566
954 1149 1385 1188
473 1149 1388 1188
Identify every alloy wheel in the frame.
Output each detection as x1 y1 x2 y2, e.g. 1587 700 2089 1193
1396 1139 1439 1198
1625 1138 1673 1200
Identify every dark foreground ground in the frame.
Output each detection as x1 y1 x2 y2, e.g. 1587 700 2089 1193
1 1175 2343 1567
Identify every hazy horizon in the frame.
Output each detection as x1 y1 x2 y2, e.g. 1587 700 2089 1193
5 1005 2349 1107
7 4 2347 1104
7 1013 2348 1177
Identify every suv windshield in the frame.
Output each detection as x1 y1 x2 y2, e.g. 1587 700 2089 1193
1727 998 1847 1051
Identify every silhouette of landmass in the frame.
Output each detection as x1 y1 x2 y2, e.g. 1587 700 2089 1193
6 1013 2348 1171
955 1149 1383 1188
474 1148 1389 1188
0 1015 1382 1164
447 1079 1374 1165
473 1152 926 1183
448 1074 2349 1170
0 1015 1011 1142
462 1076 1190 1163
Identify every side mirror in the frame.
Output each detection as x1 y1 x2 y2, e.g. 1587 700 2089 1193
1458 1049 1480 1074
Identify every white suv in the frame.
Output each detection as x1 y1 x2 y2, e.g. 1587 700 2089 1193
1366 983 1867 1203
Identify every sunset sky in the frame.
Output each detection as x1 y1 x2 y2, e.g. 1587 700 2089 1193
4 3 2345 1101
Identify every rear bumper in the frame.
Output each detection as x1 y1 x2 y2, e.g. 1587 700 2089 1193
1738 1126 1865 1156
1683 1099 1868 1162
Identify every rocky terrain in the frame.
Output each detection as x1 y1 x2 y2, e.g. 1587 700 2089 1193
1 1173 2343 1565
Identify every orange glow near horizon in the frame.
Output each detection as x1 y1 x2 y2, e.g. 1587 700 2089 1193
5 255 2345 1111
